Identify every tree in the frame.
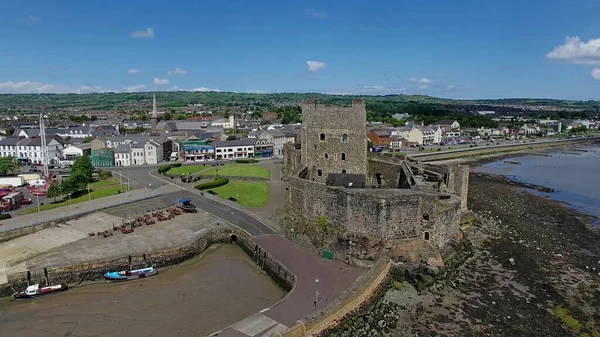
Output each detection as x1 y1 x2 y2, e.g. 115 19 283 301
90 115 98 121
83 136 96 143
4 127 15 136
59 178 75 196
226 135 237 140
163 112 173 121
0 157 19 176
46 181 62 202
66 156 93 193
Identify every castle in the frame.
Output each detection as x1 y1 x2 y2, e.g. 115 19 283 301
282 99 470 266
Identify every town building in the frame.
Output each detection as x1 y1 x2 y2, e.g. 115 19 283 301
210 115 235 129
181 139 215 162
61 143 92 166
213 139 255 160
257 129 287 156
114 145 132 167
367 130 392 147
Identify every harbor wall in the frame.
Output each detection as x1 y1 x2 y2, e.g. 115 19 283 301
0 229 295 298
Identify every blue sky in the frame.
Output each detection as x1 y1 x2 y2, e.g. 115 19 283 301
1 0 600 100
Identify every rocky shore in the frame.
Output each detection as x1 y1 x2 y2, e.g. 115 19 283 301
345 171 600 337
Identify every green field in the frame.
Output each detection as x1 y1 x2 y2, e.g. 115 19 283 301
167 165 207 175
23 180 127 214
202 164 270 179
209 180 269 208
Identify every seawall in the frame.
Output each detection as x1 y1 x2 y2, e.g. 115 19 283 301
0 229 295 298
408 137 599 163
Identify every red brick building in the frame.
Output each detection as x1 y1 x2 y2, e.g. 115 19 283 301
367 130 391 148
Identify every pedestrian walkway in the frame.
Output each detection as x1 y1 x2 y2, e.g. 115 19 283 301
0 185 179 233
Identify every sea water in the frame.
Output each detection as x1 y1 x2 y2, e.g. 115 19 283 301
475 144 600 228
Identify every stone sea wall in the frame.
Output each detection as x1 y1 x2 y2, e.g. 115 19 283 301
0 229 295 298
275 258 391 337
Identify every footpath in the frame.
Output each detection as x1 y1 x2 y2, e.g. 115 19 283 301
0 185 179 233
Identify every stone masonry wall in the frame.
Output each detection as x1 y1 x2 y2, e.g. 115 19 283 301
283 143 302 179
300 100 368 183
445 164 470 209
1 229 295 298
284 176 461 261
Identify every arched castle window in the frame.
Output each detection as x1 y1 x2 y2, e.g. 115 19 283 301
317 169 322 176
341 153 346 160
423 213 430 221
342 170 346 174
342 134 348 143
325 153 328 159
320 133 325 141
424 232 430 241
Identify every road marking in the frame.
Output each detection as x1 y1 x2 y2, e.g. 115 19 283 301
259 323 287 337
231 313 279 336
259 307 270 313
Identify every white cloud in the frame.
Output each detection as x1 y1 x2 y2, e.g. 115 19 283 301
130 28 155 38
592 68 600 80
167 67 188 75
121 84 146 92
409 77 433 89
128 68 140 75
306 60 326 72
28 15 37 21
547 36 600 65
192 87 220 92
0 81 114 94
153 78 169 86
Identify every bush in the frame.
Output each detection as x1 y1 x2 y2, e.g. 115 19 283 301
235 158 257 164
207 190 216 195
98 170 113 180
228 197 238 202
171 162 182 168
194 178 229 190
158 164 171 174
0 213 12 220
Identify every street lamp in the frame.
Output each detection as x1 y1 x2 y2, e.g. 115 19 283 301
68 193 72 211
348 240 353 266
315 279 319 310
290 228 294 242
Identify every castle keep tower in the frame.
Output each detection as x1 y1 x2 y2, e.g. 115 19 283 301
300 99 368 183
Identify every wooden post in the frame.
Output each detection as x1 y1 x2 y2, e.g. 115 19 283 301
44 268 49 286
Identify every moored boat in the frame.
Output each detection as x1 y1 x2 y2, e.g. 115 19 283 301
104 266 158 281
13 283 68 299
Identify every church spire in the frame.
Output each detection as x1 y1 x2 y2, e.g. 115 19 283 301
152 93 157 117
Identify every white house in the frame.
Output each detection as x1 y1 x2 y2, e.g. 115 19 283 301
16 136 65 164
114 144 131 167
213 139 255 160
258 129 287 156
61 143 91 166
131 144 146 165
395 126 424 145
144 139 164 165
519 124 540 135
210 115 235 129
0 137 19 158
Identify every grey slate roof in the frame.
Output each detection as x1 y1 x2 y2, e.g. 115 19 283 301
211 138 256 147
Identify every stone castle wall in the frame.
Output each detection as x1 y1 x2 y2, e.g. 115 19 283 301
445 164 470 209
285 175 461 261
300 99 368 183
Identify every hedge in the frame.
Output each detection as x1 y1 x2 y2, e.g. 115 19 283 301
158 162 183 174
0 213 12 220
194 178 229 190
235 158 257 164
158 164 172 174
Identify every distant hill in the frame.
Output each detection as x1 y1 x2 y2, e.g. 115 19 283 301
0 91 598 111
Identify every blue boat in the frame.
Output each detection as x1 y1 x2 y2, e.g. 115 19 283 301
104 266 158 281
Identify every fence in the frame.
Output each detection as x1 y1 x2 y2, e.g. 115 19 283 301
0 189 164 233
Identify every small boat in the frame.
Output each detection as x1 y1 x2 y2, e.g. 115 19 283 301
104 266 158 281
177 198 197 213
14 283 68 299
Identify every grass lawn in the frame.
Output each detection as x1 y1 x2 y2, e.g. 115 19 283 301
209 180 269 208
23 181 127 214
167 165 206 175
202 164 270 179
88 177 120 187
